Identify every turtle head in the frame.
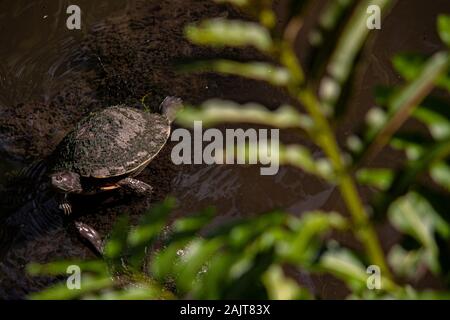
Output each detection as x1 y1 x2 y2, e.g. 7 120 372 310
159 96 184 124
50 171 82 194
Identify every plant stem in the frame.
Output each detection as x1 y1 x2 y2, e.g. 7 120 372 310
281 45 392 280
358 52 449 168
299 89 391 277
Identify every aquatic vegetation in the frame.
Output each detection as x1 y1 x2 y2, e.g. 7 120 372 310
29 1 450 299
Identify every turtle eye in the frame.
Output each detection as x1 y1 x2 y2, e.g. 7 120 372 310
55 176 63 182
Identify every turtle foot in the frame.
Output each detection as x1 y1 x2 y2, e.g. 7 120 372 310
59 203 72 215
117 178 153 196
75 221 104 255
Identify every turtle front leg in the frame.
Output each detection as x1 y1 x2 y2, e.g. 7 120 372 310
75 221 104 255
117 178 153 196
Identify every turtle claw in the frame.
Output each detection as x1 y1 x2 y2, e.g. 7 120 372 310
59 202 72 215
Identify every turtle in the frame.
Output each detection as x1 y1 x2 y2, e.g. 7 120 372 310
48 96 183 253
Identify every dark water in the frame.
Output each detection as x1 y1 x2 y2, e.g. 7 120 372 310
0 0 129 105
0 0 449 299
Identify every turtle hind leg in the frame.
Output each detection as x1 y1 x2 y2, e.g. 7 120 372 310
117 178 153 196
75 221 104 255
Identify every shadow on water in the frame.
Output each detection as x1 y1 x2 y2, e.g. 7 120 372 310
0 0 449 299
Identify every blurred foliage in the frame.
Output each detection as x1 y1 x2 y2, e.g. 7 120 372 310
29 199 347 299
30 0 450 299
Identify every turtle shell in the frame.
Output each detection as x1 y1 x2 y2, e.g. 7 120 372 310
51 106 170 178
